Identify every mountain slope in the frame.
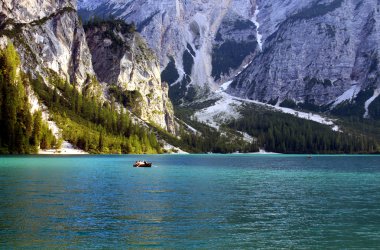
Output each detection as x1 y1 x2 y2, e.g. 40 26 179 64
0 0 177 153
228 0 380 116
78 0 380 119
1 0 94 87
1 0 379 154
84 20 175 133
78 0 260 103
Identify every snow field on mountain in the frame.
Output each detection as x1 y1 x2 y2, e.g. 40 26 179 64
195 82 340 132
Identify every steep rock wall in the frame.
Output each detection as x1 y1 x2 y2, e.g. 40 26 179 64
78 0 259 102
1 0 95 87
84 21 176 133
228 0 380 107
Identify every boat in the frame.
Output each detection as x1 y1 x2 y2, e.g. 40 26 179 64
133 161 152 168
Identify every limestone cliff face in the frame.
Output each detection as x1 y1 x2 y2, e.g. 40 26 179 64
1 0 95 87
228 0 380 107
78 0 380 113
0 0 176 133
78 0 259 103
5 0 379 124
84 21 176 133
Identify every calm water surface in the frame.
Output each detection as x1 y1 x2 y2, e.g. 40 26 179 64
0 155 379 248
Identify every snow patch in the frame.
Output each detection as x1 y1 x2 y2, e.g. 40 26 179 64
333 85 361 107
194 92 242 129
267 105 336 127
251 4 263 51
218 80 233 92
195 81 339 131
364 89 380 118
77 0 105 10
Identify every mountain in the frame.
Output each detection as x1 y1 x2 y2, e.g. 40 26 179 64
78 0 260 104
78 0 380 154
0 0 176 154
1 0 379 154
83 20 175 133
228 0 380 119
78 0 380 119
1 0 94 87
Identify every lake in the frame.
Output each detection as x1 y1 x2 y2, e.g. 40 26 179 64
0 155 379 248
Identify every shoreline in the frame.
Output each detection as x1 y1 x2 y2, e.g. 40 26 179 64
23 153 380 156
39 141 88 155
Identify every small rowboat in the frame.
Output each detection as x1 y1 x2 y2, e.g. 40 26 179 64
133 161 152 168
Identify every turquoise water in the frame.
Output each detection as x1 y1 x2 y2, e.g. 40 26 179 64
0 155 379 248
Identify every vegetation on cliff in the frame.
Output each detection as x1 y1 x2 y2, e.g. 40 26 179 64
31 71 161 154
0 43 56 154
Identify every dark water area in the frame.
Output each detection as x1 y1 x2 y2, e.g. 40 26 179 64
0 155 379 248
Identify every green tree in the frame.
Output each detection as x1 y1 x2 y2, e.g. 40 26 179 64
98 129 104 152
32 111 42 147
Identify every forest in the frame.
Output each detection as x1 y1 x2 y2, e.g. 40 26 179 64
167 106 259 154
0 43 57 154
1 40 379 155
227 104 379 154
30 71 161 154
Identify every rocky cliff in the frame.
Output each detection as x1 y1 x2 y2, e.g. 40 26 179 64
228 0 380 111
0 0 176 133
1 0 95 87
78 0 260 103
78 0 380 118
84 20 175 132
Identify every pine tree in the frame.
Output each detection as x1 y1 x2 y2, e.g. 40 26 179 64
98 129 104 152
32 111 42 148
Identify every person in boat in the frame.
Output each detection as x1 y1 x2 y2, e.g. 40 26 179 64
135 160 145 167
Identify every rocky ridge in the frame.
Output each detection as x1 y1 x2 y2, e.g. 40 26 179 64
78 0 380 119
1 0 94 87
78 0 260 102
84 20 175 132
228 0 380 111
0 0 176 136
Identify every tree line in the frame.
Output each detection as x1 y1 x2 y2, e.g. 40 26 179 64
227 105 379 154
0 43 56 154
30 69 160 154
